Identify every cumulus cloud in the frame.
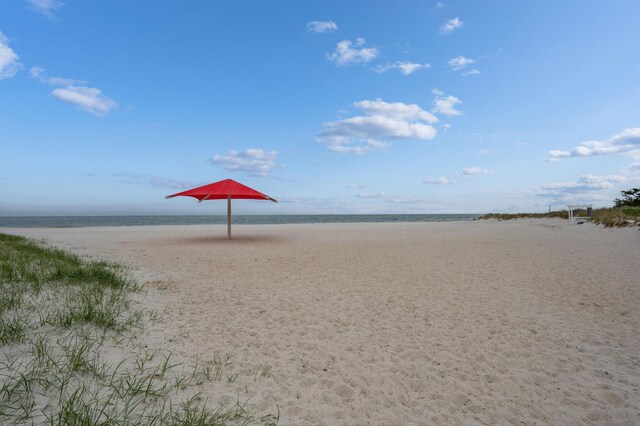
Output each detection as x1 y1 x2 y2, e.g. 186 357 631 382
0 32 20 79
463 69 480 76
212 148 278 177
547 128 640 161
423 177 454 184
447 56 475 71
30 66 118 115
356 99 438 123
327 38 378 67
432 92 462 116
462 167 493 176
357 192 386 198
439 17 463 34
317 98 438 154
307 20 338 33
374 61 431 75
26 0 64 18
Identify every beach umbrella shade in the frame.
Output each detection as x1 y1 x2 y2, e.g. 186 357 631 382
165 178 277 239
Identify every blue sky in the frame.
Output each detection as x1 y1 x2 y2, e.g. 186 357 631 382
1 0 639 215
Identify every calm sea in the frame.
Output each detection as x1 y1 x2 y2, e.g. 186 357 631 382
0 214 479 228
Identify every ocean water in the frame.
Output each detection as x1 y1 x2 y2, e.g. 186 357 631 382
0 214 480 228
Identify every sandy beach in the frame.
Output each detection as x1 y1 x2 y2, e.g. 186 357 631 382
4 219 639 425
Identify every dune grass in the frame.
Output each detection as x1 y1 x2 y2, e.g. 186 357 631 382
0 233 279 425
478 208 640 227
592 207 640 226
477 210 569 221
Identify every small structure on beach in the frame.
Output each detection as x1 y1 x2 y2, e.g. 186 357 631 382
567 204 593 224
165 179 277 239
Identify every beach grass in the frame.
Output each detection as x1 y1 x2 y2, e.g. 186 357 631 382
0 233 278 424
478 207 640 227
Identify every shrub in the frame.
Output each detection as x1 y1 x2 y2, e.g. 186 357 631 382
613 188 640 207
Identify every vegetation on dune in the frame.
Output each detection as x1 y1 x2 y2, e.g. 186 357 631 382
0 233 279 425
477 188 640 227
613 187 640 207
478 211 569 221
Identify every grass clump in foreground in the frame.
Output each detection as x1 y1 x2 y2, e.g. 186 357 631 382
0 233 279 425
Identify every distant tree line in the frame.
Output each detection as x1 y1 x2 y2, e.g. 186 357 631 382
614 188 640 207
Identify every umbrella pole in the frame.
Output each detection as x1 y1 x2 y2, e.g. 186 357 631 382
227 195 231 239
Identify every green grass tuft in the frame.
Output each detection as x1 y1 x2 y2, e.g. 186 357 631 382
0 233 279 424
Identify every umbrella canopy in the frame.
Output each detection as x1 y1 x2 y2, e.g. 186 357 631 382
165 179 277 239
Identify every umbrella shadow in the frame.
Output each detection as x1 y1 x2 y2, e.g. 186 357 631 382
170 234 286 245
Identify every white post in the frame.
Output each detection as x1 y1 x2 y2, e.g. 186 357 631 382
568 206 573 224
227 195 231 239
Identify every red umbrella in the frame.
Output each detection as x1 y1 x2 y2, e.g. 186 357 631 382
165 178 277 239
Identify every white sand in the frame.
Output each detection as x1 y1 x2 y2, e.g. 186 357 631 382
5 219 640 424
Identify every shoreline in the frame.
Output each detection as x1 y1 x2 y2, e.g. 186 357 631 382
0 214 482 229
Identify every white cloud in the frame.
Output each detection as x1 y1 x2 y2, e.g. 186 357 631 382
212 148 278 177
476 148 491 156
439 17 463 34
31 66 118 115
0 32 20 80
52 86 118 115
317 98 438 154
347 184 365 189
463 69 480 76
355 99 438 123
307 21 338 33
374 61 431 75
30 66 83 86
432 93 462 116
25 0 64 18
357 192 386 198
423 177 454 184
327 38 378 67
447 56 475 71
436 2 446 8
462 167 493 176
29 65 45 79
541 174 624 192
534 174 628 204
547 128 640 161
